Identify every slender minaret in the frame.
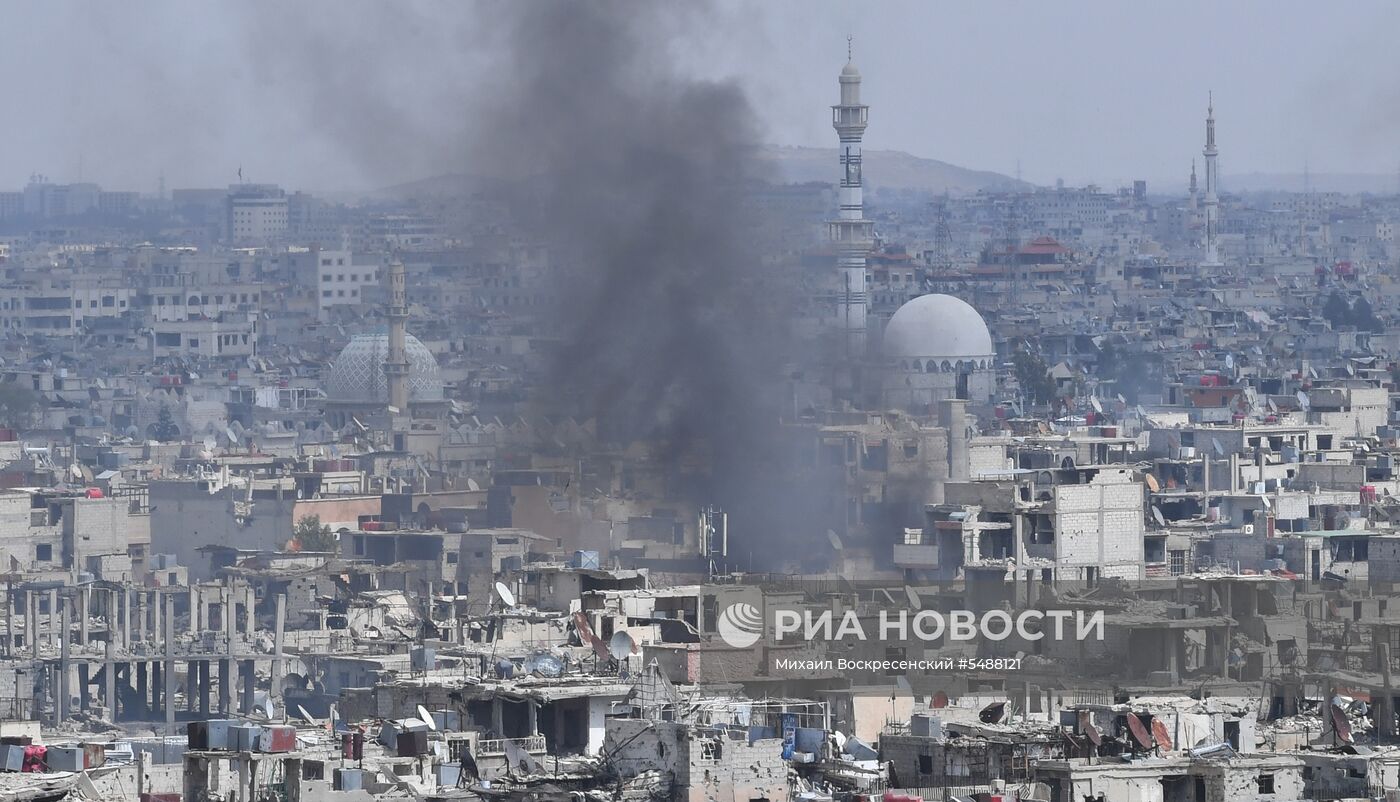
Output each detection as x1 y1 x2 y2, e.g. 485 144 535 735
1188 160 1198 208
1201 95 1222 267
829 37 874 354
1186 160 1199 235
384 258 410 412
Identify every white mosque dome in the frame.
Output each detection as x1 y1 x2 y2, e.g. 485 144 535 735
841 61 861 79
327 332 444 404
883 294 993 360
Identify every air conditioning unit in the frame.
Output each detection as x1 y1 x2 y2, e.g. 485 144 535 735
1242 524 1255 535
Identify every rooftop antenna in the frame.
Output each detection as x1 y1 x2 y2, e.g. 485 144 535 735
847 33 853 61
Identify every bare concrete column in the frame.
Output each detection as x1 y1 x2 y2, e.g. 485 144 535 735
120 589 130 649
47 588 58 648
152 591 162 647
27 591 38 659
190 585 201 635
80 586 90 646
223 586 234 652
271 594 286 705
164 594 176 734
244 586 255 641
104 638 117 720
57 607 70 723
133 590 144 642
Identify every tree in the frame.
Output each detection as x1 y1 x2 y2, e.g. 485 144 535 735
1013 344 1055 405
294 515 338 553
152 404 180 441
0 382 38 429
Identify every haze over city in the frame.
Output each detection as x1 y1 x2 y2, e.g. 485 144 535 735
5 1 1400 191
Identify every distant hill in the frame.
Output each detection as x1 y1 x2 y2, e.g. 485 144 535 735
366 146 1029 202
757 145 1030 194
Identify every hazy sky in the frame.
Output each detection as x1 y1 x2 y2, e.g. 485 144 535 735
3 1 1397 194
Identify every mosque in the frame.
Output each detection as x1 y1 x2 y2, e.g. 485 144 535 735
322 259 447 450
827 46 996 412
881 293 995 409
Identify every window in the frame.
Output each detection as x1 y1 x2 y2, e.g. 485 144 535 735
918 754 934 775
35 544 51 561
322 290 332 298
446 552 458 564
700 739 722 762
323 274 332 282
1257 774 1274 794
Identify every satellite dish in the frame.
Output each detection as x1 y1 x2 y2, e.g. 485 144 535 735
832 731 848 750
1225 354 1234 369
1212 438 1225 456
608 631 635 660
1267 398 1278 413
524 652 564 678
1144 473 1160 492
1090 396 1103 413
494 582 516 608
826 530 843 551
295 702 320 727
1151 717 1173 751
1261 495 1272 510
1116 393 1126 404
225 427 239 444
1297 391 1310 411
1126 714 1154 749
1151 506 1166 526
418 705 436 731
203 436 217 452
904 586 922 610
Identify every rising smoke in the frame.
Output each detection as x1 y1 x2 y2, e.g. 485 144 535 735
476 2 816 567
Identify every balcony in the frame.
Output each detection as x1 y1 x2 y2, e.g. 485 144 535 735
476 735 547 756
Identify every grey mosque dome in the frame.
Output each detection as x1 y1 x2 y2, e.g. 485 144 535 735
883 294 993 362
327 332 443 404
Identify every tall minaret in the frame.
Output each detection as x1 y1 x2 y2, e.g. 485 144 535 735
829 37 874 354
1186 160 1199 234
384 258 410 412
1201 94 1222 267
